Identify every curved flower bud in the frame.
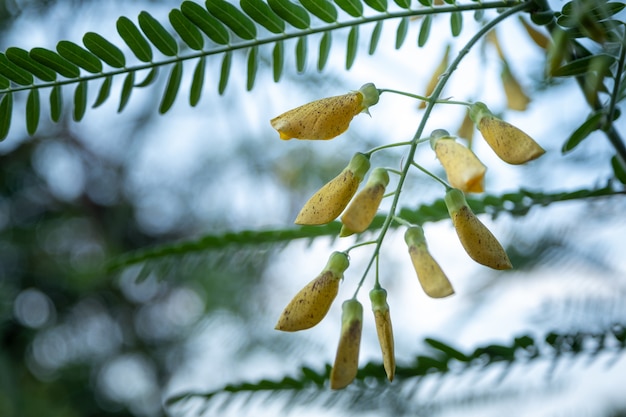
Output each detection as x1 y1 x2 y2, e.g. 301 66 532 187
295 153 370 225
501 63 530 111
420 45 450 109
430 129 486 194
340 167 390 236
457 108 475 143
330 299 363 390
404 226 455 298
470 102 545 165
270 83 379 140
369 287 395 381
444 188 512 270
275 252 350 332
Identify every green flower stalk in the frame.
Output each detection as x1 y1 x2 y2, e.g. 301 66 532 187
295 153 370 225
330 299 363 390
275 252 349 332
370 287 395 381
404 226 455 298
270 83 379 140
340 167 390 236
444 188 512 270
470 102 545 165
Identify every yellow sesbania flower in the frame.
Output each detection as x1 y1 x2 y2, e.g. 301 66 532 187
420 45 450 109
470 102 545 165
518 16 551 50
444 188 512 270
501 63 530 111
295 153 370 225
340 167 390 236
404 226 455 298
330 299 363 390
457 108 475 144
430 129 486 194
275 252 349 332
270 83 379 140
369 287 395 381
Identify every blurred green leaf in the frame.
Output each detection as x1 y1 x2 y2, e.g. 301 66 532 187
246 46 258 91
218 51 232 95
49 84 62 122
119 71 135 113
5 47 56 82
30 47 80 78
0 52 34 85
300 0 337 23
272 41 284 82
159 61 183 114
169 8 205 50
73 80 87 121
346 26 359 69
190 57 205 106
205 0 257 40
0 93 12 141
56 40 103 73
451 11 463 36
241 0 285 34
562 111 604 153
181 1 230 45
268 0 310 29
364 0 387 12
369 21 383 55
334 0 363 17
318 32 331 72
138 11 179 57
396 17 409 49
418 14 432 47
25 88 40 135
93 76 112 108
296 36 307 73
82 32 126 68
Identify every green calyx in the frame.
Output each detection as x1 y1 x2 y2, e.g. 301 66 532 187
358 83 380 113
429 129 454 150
404 225 427 247
325 251 350 276
469 101 492 126
444 188 468 216
365 167 390 188
347 152 371 181
369 287 389 313
341 299 363 324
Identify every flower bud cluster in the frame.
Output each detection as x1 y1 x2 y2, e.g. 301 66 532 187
271 80 544 389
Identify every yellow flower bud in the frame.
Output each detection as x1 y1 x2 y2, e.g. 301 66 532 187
430 129 486 194
369 287 395 382
340 167 389 236
444 188 512 270
419 45 450 109
470 102 545 165
518 16 551 50
404 226 455 298
501 63 530 111
270 83 379 140
457 108 475 144
295 153 370 225
275 252 349 332
330 299 363 390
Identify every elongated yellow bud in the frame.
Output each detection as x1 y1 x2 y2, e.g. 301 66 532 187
275 252 350 332
330 299 363 390
444 188 512 270
369 287 395 381
340 167 389 236
501 63 530 111
404 226 455 298
295 153 370 225
470 102 545 165
518 16 551 50
420 45 450 109
430 129 486 194
457 108 475 144
270 83 379 140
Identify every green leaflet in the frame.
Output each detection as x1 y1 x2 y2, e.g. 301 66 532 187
117 17 153 62
300 0 337 23
169 9 204 51
135 67 159 87
240 0 285 34
190 57 205 106
551 54 615 77
611 155 626 184
25 88 40 135
450 11 462 36
296 36 307 73
318 32 332 72
93 76 112 108
159 61 183 114
181 1 229 45
0 52 34 86
364 0 387 12
369 21 383 55
82 32 126 68
396 17 409 49
218 51 232 95
393 0 411 8
334 0 363 17
268 0 310 30
272 41 284 82
0 93 12 141
346 26 359 70
138 11 179 57
246 46 258 91
49 85 62 122
119 71 135 113
418 14 432 47
30 47 80 79
56 40 103 73
73 80 87 122
205 0 257 40
5 47 56 82
562 111 604 153
0 75 8 89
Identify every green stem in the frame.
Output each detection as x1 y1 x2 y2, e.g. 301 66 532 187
365 141 412 157
378 88 471 107
352 0 533 296
411 161 451 189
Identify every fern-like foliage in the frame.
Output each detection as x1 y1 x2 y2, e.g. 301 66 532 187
0 0 528 140
106 182 623 272
165 324 626 413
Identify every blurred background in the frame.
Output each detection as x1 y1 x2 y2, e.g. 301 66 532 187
1 0 626 416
